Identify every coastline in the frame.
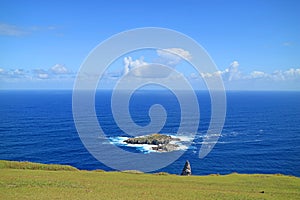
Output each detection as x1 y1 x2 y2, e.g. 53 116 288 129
1 159 298 177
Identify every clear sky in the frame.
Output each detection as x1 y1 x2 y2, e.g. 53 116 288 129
0 0 299 90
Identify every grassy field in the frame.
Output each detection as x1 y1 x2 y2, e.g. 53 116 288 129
0 160 299 200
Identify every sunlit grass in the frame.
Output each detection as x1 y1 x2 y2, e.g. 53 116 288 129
0 160 299 200
0 160 78 171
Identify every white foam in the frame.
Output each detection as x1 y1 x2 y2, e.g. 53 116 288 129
173 135 194 142
127 143 157 153
108 135 192 153
109 136 128 144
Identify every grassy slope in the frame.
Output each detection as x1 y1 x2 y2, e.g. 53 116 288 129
0 160 299 200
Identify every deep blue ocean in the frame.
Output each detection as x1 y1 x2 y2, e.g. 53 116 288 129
0 90 300 176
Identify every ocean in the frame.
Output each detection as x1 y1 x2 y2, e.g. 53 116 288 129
0 90 299 176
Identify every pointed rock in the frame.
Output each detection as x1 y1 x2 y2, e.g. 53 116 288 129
181 160 192 176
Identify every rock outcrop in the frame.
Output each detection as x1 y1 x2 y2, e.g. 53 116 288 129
151 143 180 152
123 133 180 152
181 160 192 176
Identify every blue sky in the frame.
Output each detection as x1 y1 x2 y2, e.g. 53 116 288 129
0 0 299 90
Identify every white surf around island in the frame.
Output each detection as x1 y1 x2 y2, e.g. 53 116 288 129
109 134 195 154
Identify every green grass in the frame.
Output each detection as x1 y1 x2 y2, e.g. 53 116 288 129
0 160 300 200
0 160 78 171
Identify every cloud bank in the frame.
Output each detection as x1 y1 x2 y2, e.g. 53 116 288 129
1 58 299 90
0 23 58 37
187 60 300 90
0 64 73 82
197 60 300 82
0 23 27 36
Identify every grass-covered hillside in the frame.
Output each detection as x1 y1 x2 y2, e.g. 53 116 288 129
0 160 299 200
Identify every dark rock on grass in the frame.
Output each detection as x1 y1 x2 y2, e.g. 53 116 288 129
181 160 192 176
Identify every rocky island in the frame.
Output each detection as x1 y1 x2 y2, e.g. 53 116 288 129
123 133 181 152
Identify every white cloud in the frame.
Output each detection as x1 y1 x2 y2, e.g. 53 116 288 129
0 64 74 83
282 42 292 46
131 63 173 78
50 64 70 74
122 57 171 78
156 48 192 66
195 61 300 84
157 48 192 61
0 68 31 81
200 61 241 81
230 61 239 68
33 69 49 79
123 56 148 73
283 68 300 79
228 61 241 81
11 69 28 78
268 69 300 81
37 73 49 79
0 23 27 36
29 25 57 32
271 70 286 81
123 57 131 75
190 73 198 79
255 68 300 81
122 56 163 78
0 23 58 37
250 71 266 79
121 48 191 79
200 72 212 78
13 69 25 75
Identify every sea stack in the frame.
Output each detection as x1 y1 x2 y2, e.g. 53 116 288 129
181 160 192 176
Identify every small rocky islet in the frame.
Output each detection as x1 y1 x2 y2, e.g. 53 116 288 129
123 133 181 152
